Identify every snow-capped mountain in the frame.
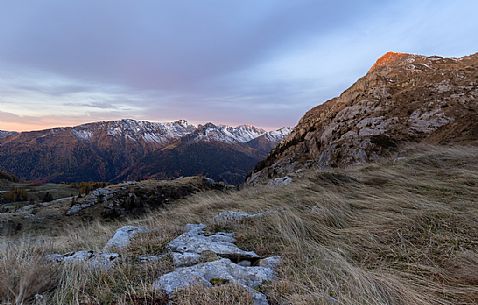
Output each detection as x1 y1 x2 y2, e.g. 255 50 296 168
261 127 293 142
0 119 290 184
71 119 196 144
69 119 288 145
186 123 267 143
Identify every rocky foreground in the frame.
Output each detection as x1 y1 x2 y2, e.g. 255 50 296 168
47 211 280 305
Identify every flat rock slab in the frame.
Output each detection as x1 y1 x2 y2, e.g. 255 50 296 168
104 225 149 251
47 250 120 270
168 224 258 266
154 258 275 305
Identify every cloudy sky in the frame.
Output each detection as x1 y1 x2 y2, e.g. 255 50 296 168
0 0 477 131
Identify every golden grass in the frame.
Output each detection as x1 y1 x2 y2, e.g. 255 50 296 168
1 144 477 304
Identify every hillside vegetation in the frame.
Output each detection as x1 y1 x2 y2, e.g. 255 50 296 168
1 144 477 305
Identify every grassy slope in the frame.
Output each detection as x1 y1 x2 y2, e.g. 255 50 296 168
1 145 477 305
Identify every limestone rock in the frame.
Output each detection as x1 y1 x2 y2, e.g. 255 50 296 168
138 255 165 263
104 225 149 251
268 176 292 186
154 258 275 305
258 256 281 270
168 224 258 266
47 250 120 269
172 252 202 267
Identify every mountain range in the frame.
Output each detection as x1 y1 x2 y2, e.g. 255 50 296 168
249 52 478 183
0 120 291 184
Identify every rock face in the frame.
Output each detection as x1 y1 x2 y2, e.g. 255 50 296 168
249 52 478 183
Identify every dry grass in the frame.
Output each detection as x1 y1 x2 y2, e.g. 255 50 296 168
1 144 477 304
0 242 59 305
172 284 254 305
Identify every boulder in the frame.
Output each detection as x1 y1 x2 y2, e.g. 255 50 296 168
47 250 120 269
104 225 149 251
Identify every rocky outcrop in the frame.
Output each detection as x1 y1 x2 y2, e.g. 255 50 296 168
67 187 116 216
168 224 259 267
249 52 478 184
67 177 228 218
156 218 280 305
154 258 275 305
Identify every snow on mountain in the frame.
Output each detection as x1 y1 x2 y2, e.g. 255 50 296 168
71 119 196 144
0 130 17 139
68 119 288 145
261 127 293 142
191 123 267 143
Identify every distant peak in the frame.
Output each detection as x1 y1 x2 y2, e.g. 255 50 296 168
369 51 410 72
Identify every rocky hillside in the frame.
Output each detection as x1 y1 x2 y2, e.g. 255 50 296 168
249 52 478 183
119 126 293 185
0 120 289 184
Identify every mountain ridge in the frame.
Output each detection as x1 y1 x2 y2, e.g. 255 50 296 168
0 119 290 184
249 51 478 184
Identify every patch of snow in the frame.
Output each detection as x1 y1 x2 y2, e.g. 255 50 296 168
71 129 93 140
0 130 16 139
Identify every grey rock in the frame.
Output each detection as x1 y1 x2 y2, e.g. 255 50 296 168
154 258 275 305
172 252 201 267
168 224 258 266
138 255 165 263
66 188 116 215
104 225 149 250
47 250 120 269
268 176 292 186
258 256 281 270
213 211 264 223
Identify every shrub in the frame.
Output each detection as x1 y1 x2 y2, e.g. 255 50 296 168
3 187 28 203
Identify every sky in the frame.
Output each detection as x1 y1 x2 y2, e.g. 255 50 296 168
0 1 477 131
